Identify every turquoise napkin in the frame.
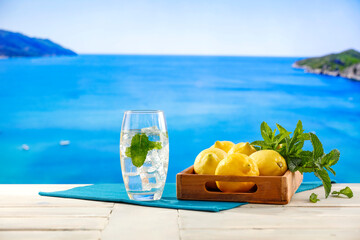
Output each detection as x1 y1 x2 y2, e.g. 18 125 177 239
39 182 324 212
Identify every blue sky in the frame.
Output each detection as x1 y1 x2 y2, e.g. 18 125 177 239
0 0 359 56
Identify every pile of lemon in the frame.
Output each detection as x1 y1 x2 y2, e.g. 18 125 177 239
194 141 288 192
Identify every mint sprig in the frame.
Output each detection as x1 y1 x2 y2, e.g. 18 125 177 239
251 120 342 198
125 133 162 167
309 193 320 203
332 187 353 198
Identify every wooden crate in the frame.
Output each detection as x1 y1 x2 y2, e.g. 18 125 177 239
176 166 303 204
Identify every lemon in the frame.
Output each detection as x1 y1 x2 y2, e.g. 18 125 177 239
194 148 227 175
211 141 234 153
215 153 259 192
228 142 257 156
249 150 287 176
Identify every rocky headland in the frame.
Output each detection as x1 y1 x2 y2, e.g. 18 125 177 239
293 49 360 81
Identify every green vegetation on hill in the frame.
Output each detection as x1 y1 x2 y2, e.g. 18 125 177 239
293 49 360 81
0 29 76 58
295 49 360 71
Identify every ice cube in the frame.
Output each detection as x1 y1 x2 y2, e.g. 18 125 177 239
141 126 161 141
144 150 162 173
153 172 166 188
140 173 152 191
127 175 142 191
141 126 160 134
124 157 138 173
122 131 137 142
160 131 168 143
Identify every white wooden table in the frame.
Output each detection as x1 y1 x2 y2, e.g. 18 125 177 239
0 184 359 240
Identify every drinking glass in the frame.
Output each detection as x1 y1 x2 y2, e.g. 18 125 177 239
120 110 169 201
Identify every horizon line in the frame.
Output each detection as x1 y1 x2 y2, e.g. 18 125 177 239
75 53 308 58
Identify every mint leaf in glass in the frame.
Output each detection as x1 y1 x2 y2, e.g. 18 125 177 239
332 187 353 198
125 133 162 167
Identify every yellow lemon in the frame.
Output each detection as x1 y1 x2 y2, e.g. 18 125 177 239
194 148 227 175
250 150 287 176
211 141 234 153
215 153 259 192
228 142 257 156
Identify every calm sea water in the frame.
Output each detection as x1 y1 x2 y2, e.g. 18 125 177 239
0 55 359 183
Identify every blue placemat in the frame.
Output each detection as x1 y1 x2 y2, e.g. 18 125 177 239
39 182 324 212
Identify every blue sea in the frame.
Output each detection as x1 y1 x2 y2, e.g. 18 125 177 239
0 55 359 183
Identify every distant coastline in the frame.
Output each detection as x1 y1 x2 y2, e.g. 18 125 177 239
293 49 360 81
0 29 77 58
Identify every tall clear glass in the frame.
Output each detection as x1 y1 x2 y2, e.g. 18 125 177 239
120 110 169 201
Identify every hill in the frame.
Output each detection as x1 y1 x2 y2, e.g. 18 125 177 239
293 49 360 81
0 29 77 58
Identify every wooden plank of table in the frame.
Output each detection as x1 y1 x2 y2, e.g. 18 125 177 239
180 229 360 240
0 217 108 230
101 204 180 240
178 183 360 239
226 206 360 216
0 196 115 207
179 208 360 229
0 184 114 207
0 231 101 240
286 183 360 207
0 207 111 217
239 183 360 208
0 184 90 195
0 183 358 240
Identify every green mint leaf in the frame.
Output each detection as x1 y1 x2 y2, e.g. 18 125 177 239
251 140 273 150
322 149 340 166
250 140 266 147
309 193 320 203
288 121 303 151
276 123 291 135
314 157 322 169
284 137 291 155
314 168 331 198
260 122 273 143
294 120 304 135
125 133 162 167
287 157 302 172
298 166 314 173
299 150 313 159
325 166 336 176
299 132 310 141
273 129 277 139
292 140 305 154
332 187 353 198
274 132 291 146
310 133 324 160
